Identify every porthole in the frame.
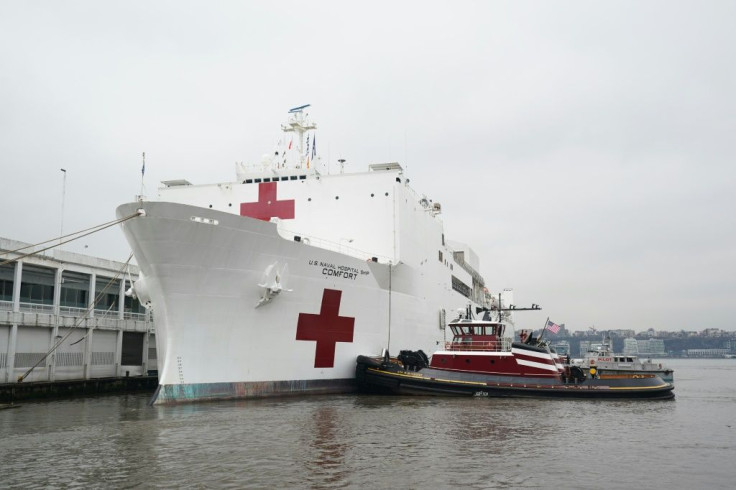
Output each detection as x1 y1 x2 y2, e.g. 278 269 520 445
385 192 389 196
209 204 212 208
335 196 339 200
308 198 312 202
465 358 471 364
371 193 374 197
228 203 232 207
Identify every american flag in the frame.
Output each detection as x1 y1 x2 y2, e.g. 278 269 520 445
545 320 561 334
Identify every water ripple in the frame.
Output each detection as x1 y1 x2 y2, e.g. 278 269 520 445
1 359 734 488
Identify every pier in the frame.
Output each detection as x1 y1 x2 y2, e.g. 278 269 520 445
1 237 157 399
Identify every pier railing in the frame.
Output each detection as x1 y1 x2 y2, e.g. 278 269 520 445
18 302 55 314
59 306 88 317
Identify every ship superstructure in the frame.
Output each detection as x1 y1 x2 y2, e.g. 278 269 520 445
117 105 499 403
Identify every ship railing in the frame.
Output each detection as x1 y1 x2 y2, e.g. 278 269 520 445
0 300 13 311
443 339 512 352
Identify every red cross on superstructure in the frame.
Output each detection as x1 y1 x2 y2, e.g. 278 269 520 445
240 182 295 221
296 289 355 368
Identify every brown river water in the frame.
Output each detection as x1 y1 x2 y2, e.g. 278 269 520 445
1 359 734 489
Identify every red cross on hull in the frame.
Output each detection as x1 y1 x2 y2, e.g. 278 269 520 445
296 289 355 368
240 182 295 221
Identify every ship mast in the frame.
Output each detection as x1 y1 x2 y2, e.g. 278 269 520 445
281 104 317 169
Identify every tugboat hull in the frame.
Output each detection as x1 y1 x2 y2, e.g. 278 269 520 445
356 356 675 400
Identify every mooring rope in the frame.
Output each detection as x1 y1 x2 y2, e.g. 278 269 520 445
0 211 141 267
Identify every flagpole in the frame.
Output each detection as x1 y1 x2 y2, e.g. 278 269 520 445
140 152 145 198
538 316 549 342
59 168 67 247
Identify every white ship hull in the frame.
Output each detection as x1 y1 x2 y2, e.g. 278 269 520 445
117 201 473 403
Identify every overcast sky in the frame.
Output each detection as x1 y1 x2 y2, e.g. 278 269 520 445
1 1 734 332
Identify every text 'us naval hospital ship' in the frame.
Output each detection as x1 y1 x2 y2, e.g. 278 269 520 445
117 105 510 404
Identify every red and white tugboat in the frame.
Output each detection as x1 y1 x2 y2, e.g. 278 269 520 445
356 307 675 400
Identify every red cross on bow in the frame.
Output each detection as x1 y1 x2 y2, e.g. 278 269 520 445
296 289 355 368
240 182 295 221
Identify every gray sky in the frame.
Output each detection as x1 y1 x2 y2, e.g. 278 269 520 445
2 1 734 332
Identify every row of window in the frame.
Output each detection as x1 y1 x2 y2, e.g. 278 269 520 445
243 175 307 184
438 251 455 271
0 280 145 313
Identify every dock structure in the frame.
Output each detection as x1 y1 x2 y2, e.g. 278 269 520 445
0 237 157 389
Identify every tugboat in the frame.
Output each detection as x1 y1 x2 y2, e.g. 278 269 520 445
355 307 675 400
575 336 674 384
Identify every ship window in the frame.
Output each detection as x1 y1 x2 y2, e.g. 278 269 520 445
209 205 212 208
451 275 471 298
281 176 289 181
385 192 389 196
245 179 253 184
439 251 443 262
255 178 262 183
290 176 298 180
299 175 306 180
308 198 312 202
228 203 232 207
263 178 271 182
335 196 339 200
627 357 633 362
371 193 374 197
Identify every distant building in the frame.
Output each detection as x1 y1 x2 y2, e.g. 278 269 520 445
687 348 730 357
623 338 639 355
551 341 570 356
1 237 156 384
579 340 591 355
637 338 666 356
